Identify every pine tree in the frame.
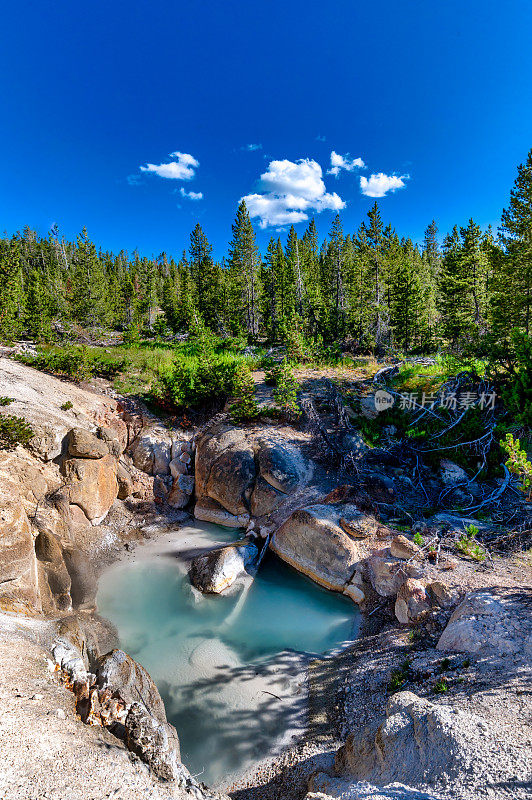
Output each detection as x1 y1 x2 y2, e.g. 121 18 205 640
438 226 474 347
227 200 260 338
285 226 302 317
492 148 532 334
71 228 109 327
389 237 424 351
460 218 488 330
25 267 52 341
324 214 346 338
0 238 23 341
189 223 221 329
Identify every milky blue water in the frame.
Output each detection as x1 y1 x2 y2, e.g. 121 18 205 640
97 523 358 785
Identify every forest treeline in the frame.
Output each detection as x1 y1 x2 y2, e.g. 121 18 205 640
2 149 532 354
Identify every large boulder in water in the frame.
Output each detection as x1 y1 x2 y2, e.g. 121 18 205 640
189 538 259 594
271 503 370 592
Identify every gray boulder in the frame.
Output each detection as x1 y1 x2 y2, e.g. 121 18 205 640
394 578 430 624
256 438 307 493
124 703 182 782
437 590 532 656
439 458 469 486
366 553 424 597
250 475 285 516
66 427 109 459
335 691 530 795
205 442 256 516
130 427 173 475
189 539 259 594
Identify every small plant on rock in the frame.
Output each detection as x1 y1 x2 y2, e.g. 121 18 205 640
433 677 449 693
0 415 34 450
60 400 73 411
500 432 532 501
456 524 486 561
388 658 414 693
413 532 424 547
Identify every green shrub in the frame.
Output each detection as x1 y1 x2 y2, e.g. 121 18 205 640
0 397 14 406
0 415 34 449
486 329 532 427
16 346 126 381
264 362 283 386
230 362 259 422
500 432 532 500
272 360 300 418
154 352 239 411
60 401 73 411
285 327 312 363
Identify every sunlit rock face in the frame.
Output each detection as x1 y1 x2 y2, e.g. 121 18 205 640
193 421 311 528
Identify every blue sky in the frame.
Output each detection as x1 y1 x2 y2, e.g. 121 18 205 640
1 0 532 260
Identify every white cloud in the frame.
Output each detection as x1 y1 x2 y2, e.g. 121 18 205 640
179 187 203 200
242 143 262 152
140 151 199 180
328 151 365 177
242 158 345 228
316 134 326 142
360 172 409 197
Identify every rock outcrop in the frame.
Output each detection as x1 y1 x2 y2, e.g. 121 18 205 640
53 639 186 785
0 488 39 611
194 421 310 527
366 552 424 598
332 690 530 796
0 356 126 461
394 578 430 624
61 453 119 524
130 426 195 508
